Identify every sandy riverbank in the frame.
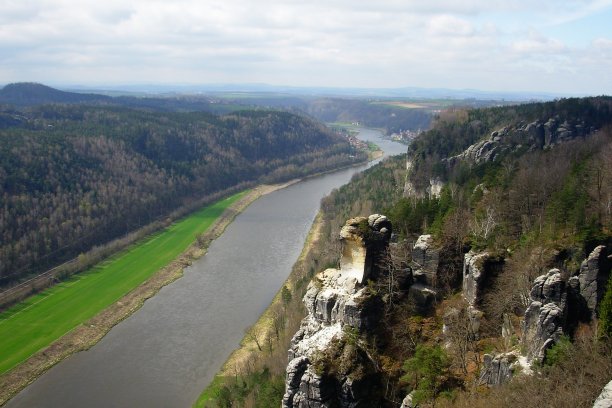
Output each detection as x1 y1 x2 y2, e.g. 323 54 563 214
218 212 324 376
0 182 295 407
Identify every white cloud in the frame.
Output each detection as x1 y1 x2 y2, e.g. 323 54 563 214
511 32 568 54
0 0 610 94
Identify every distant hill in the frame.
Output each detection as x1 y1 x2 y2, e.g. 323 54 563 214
0 83 238 114
0 82 110 106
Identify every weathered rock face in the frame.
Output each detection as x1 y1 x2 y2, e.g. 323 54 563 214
400 391 416 408
404 158 424 199
408 235 442 312
283 215 391 408
411 235 440 287
593 379 612 408
339 214 392 284
446 117 595 166
428 178 444 199
520 245 610 366
479 351 519 386
578 245 611 320
522 269 567 364
462 251 490 307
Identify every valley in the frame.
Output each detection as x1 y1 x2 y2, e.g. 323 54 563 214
3 128 406 408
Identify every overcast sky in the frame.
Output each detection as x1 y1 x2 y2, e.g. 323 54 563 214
1 0 611 95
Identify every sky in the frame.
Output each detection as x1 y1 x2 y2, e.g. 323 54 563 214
1 0 611 95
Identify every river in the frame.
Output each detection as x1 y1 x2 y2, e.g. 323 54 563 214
6 128 406 408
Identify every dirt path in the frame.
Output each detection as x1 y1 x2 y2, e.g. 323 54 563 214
0 182 295 407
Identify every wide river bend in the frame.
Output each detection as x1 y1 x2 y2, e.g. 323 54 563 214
7 128 406 408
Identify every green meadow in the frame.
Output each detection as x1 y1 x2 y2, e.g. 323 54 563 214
0 191 246 375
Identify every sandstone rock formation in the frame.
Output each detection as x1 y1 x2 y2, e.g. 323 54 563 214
462 251 490 307
578 245 611 320
339 214 392 284
411 235 439 286
446 117 594 166
593 379 612 408
522 269 567 364
400 391 416 408
478 351 519 386
283 215 391 408
520 245 610 366
428 178 444 199
408 235 442 312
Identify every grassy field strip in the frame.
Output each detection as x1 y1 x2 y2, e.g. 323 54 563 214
0 192 246 376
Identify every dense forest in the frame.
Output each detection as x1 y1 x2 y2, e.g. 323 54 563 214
0 103 366 287
201 97 612 407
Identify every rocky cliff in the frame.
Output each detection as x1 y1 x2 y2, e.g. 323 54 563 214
283 215 391 408
521 245 610 365
447 116 597 166
279 97 612 408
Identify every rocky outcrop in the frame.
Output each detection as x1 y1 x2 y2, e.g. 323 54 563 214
400 391 416 408
447 117 595 166
462 251 490 307
452 133 509 165
403 158 423 199
409 235 441 312
283 215 391 408
411 235 440 287
339 214 392 284
578 245 611 320
593 380 612 408
478 351 519 386
522 269 567 364
428 178 444 199
461 251 503 339
520 245 610 366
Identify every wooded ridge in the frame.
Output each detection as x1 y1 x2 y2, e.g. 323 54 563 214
200 96 612 407
0 102 365 287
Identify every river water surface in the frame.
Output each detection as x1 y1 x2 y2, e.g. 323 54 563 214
7 128 406 408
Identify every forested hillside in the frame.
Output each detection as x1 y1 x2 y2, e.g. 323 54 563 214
0 104 365 287
304 96 612 407
203 97 612 407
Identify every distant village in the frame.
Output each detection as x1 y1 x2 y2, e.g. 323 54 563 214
390 128 422 143
344 133 368 150
335 125 422 149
